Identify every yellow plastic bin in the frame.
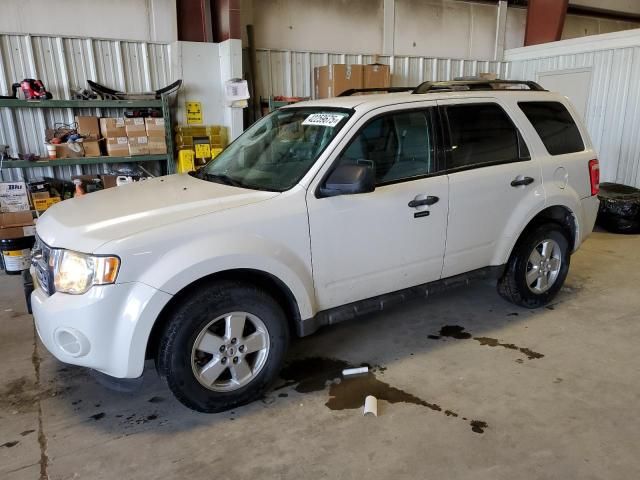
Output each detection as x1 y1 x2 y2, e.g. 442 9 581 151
177 149 195 173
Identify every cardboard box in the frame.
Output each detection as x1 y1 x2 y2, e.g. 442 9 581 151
148 136 167 154
100 118 126 138
45 128 83 158
54 143 85 159
145 118 165 137
363 64 391 89
100 175 119 189
314 64 363 98
82 139 101 157
128 136 150 156
0 211 35 239
0 182 30 213
124 117 147 136
31 192 50 201
33 196 61 212
75 116 101 138
106 137 130 157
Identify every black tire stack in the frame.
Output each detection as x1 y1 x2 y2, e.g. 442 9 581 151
596 182 640 234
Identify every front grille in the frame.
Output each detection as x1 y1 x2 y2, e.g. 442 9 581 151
32 236 54 296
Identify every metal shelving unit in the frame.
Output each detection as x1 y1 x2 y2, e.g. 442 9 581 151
0 97 175 174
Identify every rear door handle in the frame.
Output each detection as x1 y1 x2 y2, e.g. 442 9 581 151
511 176 534 187
408 196 439 208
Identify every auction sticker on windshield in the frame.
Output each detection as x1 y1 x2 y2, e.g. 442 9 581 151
302 113 347 128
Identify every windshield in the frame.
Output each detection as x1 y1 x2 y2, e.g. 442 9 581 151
198 108 352 191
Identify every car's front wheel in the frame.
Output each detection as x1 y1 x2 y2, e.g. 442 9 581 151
158 281 289 412
498 223 570 308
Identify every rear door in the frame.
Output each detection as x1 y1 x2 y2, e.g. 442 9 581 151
438 98 544 278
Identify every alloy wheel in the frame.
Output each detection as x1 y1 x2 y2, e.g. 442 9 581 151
191 312 270 392
525 239 562 294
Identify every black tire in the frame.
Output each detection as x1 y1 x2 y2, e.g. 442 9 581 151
498 223 570 308
158 280 289 413
596 182 640 234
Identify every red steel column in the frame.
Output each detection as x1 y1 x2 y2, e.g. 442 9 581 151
212 0 241 42
524 0 569 46
176 0 214 42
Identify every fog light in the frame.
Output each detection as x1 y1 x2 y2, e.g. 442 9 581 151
54 328 90 357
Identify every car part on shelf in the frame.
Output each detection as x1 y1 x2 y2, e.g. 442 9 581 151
20 79 53 99
0 83 20 99
88 79 183 100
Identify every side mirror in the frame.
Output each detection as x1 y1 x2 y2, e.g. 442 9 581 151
319 163 375 197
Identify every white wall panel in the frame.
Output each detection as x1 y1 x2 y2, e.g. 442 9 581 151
253 48 508 100
507 30 640 188
0 33 172 182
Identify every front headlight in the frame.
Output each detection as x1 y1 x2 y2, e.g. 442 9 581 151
53 250 120 295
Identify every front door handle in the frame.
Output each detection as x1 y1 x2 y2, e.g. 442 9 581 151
511 176 534 187
408 196 439 208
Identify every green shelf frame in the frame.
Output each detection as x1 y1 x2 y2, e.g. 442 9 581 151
2 155 168 169
0 97 175 173
0 99 163 108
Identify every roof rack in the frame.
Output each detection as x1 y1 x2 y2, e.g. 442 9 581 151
412 80 546 94
338 87 416 97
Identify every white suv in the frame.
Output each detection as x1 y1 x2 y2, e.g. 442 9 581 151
31 80 600 412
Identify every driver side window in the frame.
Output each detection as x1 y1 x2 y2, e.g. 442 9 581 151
337 109 436 185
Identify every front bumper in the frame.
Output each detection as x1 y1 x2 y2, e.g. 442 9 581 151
32 279 172 378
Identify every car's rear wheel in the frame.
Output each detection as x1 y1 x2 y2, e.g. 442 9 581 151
498 223 570 308
158 281 289 412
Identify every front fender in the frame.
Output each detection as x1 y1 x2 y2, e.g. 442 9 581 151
137 232 316 320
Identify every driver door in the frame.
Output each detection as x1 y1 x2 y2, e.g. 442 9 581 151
306 103 449 311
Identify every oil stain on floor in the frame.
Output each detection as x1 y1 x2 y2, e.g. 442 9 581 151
428 325 544 360
279 357 487 434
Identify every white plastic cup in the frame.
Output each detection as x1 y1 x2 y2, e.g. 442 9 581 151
45 143 56 159
363 395 378 417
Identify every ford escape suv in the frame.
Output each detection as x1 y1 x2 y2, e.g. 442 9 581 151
31 80 600 412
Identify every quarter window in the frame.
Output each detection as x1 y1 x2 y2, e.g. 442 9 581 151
336 110 436 185
518 101 585 155
446 103 524 170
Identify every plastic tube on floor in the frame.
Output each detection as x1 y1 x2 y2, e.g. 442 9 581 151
363 395 378 417
342 367 369 376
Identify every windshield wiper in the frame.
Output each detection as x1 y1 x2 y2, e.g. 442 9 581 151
202 172 244 188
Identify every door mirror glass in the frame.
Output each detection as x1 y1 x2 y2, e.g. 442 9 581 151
319 162 375 197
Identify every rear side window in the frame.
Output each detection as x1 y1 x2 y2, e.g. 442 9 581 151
445 103 525 170
518 101 584 155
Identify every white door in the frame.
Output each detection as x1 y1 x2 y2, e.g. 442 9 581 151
306 104 449 311
439 99 544 278
537 68 592 120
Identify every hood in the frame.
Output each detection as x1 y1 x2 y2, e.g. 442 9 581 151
36 174 279 252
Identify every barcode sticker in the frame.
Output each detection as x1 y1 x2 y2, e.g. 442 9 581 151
138 137 148 144
134 118 144 125
117 137 128 144
115 118 125 127
302 113 347 128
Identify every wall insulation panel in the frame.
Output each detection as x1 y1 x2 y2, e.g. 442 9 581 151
253 48 509 100
0 33 172 182
507 30 640 187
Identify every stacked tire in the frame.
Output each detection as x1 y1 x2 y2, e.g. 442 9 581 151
597 182 640 234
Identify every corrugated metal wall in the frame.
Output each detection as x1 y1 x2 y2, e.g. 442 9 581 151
253 49 509 100
0 33 172 182
509 46 640 187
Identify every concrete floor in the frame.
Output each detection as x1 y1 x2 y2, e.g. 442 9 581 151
1 230 639 480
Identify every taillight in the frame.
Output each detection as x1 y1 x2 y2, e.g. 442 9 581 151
588 159 600 196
